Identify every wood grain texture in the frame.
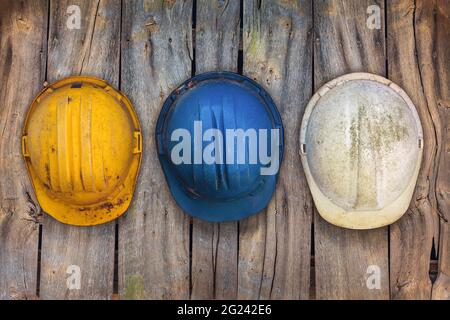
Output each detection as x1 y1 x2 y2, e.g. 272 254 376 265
118 0 192 299
0 0 47 300
195 0 240 72
412 0 450 300
314 0 389 299
1 0 448 301
39 0 120 299
387 0 439 300
432 0 450 300
239 0 313 299
191 0 240 300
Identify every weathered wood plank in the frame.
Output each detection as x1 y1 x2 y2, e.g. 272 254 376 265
432 0 450 300
389 0 450 300
387 0 439 300
39 0 120 299
314 0 389 299
191 0 240 300
0 0 47 300
239 0 313 299
195 0 240 72
119 0 192 299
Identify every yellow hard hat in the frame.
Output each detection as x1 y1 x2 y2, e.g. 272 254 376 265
22 76 142 226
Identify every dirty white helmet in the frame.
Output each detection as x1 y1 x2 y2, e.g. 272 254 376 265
300 73 423 229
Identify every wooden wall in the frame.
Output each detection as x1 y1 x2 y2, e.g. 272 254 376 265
0 0 448 300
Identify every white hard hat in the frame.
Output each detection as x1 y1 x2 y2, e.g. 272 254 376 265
300 73 423 229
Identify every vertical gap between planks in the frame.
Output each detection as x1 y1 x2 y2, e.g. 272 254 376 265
388 226 391 298
426 1 438 286
430 1 439 269
425 0 437 287
43 0 51 82
189 0 197 299
384 0 391 300
384 0 388 75
118 0 123 90
237 0 244 75
310 0 315 300
309 222 315 299
36 224 43 298
430 241 438 282
36 0 52 298
189 222 193 298
113 222 119 298
191 0 197 78
236 0 244 294
112 0 123 299
310 0 315 97
189 220 193 298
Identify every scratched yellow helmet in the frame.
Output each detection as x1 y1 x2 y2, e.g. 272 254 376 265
22 76 142 226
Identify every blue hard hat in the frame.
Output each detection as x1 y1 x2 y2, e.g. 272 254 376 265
156 72 284 222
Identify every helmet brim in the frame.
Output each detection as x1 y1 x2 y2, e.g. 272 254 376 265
158 156 278 222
